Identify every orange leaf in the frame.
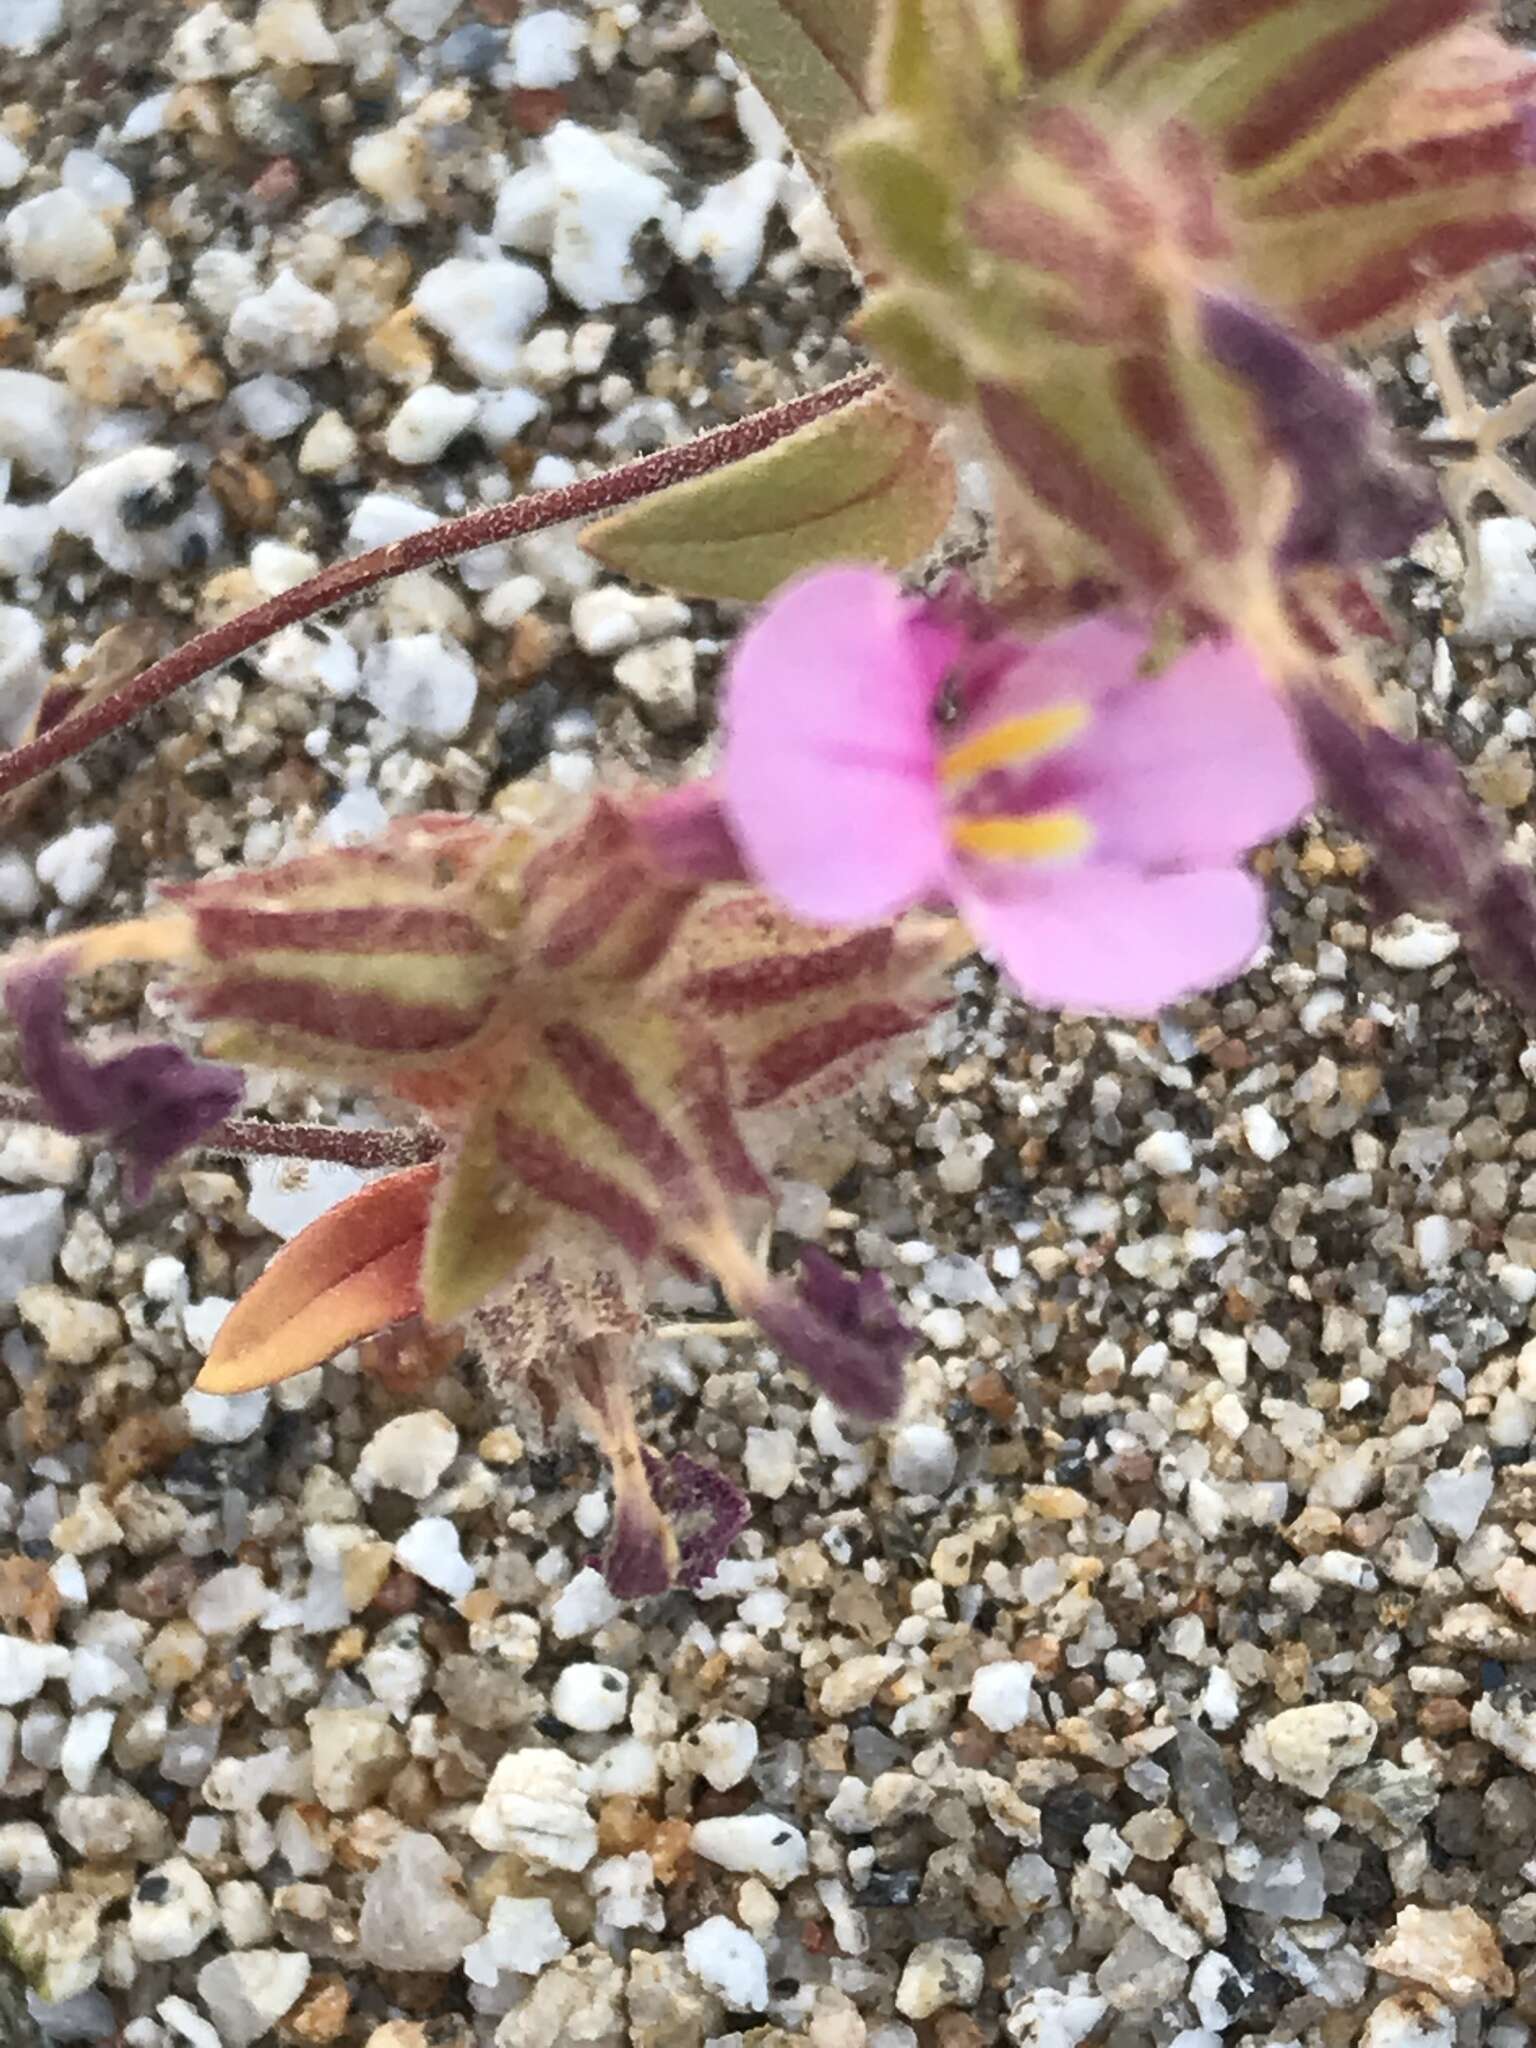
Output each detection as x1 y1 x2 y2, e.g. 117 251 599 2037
196 1165 437 1395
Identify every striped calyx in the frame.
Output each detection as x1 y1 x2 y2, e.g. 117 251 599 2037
845 0 1535 627
157 794 951 1590
166 814 514 1078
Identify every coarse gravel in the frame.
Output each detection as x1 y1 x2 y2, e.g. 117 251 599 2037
6 5 1536 2047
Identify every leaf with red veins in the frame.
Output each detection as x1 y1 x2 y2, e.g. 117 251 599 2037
5 950 242 1202
195 1164 436 1394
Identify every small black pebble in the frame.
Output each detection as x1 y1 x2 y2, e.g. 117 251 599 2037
1040 1783 1113 1866
855 1866 921 1908
121 464 199 531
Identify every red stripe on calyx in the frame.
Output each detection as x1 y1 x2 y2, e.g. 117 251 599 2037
743 1002 922 1109
1298 213 1534 338
680 928 895 1016
541 1019 702 1211
495 1117 659 1262
678 1038 770 1202
979 383 1182 592
1217 0 1473 175
192 902 491 962
187 975 491 1056
1028 103 1158 243
1115 353 1242 558
536 861 648 970
1253 120 1528 216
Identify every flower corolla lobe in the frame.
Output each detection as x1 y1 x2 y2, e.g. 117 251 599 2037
722 567 1314 1015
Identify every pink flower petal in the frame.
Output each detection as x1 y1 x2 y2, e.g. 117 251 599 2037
723 568 953 922
1074 639 1314 867
959 865 1269 1015
961 616 1149 727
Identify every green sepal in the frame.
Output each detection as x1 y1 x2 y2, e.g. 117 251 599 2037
838 124 967 287
420 1110 539 1326
854 289 974 406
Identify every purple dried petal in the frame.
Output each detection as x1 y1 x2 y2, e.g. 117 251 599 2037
596 1450 749 1596
1201 294 1439 569
601 1481 677 1599
633 783 751 886
649 1450 751 1589
5 951 243 1201
751 1247 914 1422
1295 684 1536 1013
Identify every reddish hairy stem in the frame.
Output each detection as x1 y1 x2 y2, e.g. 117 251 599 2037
204 1119 442 1169
0 1086 439 1170
0 372 881 802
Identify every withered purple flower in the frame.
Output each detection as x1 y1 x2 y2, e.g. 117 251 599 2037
1200 294 1440 571
5 951 242 1203
600 1451 752 1598
747 1247 915 1422
1295 686 1536 1015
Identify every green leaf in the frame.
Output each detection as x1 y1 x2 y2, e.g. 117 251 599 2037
696 0 880 194
579 389 956 602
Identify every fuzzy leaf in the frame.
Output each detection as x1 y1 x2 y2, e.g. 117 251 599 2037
854 289 973 405
195 1165 435 1394
838 125 965 284
579 390 956 602
696 0 879 195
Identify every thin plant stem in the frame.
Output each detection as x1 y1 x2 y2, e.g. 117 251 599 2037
0 371 881 802
203 1120 442 1169
0 1086 439 1171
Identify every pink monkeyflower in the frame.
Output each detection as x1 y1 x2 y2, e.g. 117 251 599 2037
721 568 1314 1016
